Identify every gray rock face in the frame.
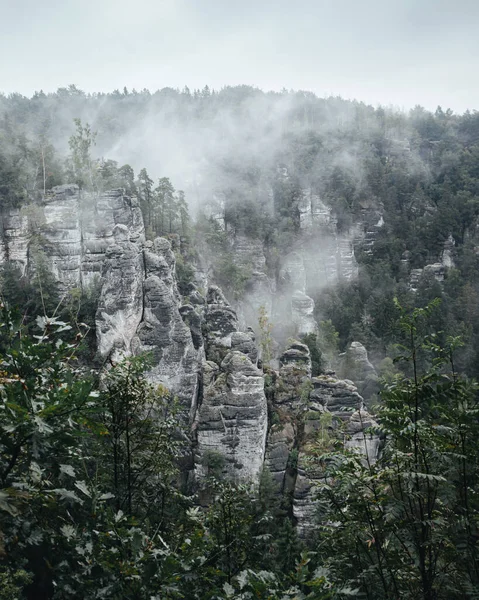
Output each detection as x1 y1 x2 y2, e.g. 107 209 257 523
309 375 363 417
341 341 378 398
0 186 203 421
204 285 240 363
233 235 274 327
131 237 202 418
0 210 29 274
179 304 204 350
0 186 145 292
41 188 82 292
424 263 446 281
275 342 312 408
441 235 455 268
1 184 385 525
231 329 258 364
291 291 317 336
292 374 380 536
96 224 144 360
344 408 381 461
410 262 447 291
195 350 268 482
195 288 268 483
280 251 307 293
298 188 332 229
293 454 324 538
264 421 296 490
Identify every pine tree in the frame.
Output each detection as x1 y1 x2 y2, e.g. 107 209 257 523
67 118 97 190
177 189 190 236
154 176 176 235
137 167 154 233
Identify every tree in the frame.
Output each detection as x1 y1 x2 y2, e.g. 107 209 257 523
0 304 185 599
95 358 180 521
258 305 273 367
153 177 176 235
67 119 97 190
117 164 135 195
137 168 154 235
314 300 479 599
0 304 92 598
177 190 190 237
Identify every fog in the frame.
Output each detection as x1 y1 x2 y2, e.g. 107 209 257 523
0 82 472 385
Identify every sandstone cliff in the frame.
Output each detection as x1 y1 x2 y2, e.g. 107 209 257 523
0 185 380 529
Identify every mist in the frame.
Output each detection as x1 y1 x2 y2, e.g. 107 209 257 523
0 86 428 208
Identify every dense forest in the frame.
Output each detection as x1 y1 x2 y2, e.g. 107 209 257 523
1 86 479 598
2 86 479 374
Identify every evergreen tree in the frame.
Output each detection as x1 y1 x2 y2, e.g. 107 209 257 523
154 176 176 235
67 119 97 190
137 167 154 234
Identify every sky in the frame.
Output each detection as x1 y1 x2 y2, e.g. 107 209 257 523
1 0 478 113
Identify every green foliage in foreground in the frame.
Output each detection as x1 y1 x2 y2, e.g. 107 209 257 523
315 301 479 599
1 299 479 599
0 302 329 599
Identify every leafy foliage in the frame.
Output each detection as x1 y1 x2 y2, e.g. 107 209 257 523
314 301 479 599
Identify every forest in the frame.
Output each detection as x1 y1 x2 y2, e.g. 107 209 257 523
1 86 479 599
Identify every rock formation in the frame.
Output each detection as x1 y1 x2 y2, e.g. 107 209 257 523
0 184 381 532
96 224 144 360
131 237 202 418
260 340 380 536
340 341 378 399
293 374 380 537
195 288 268 483
0 185 145 291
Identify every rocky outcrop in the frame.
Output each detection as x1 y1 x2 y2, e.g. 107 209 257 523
195 288 268 483
231 329 258 364
280 251 307 293
441 235 455 268
298 188 332 229
0 210 30 275
1 184 384 525
0 186 145 292
96 224 144 360
131 238 202 417
264 420 296 491
81 188 144 288
291 291 317 336
410 262 446 291
40 187 82 292
233 235 274 328
90 205 203 419
274 342 312 409
340 341 378 399
257 338 381 535
292 374 380 536
344 408 381 460
195 350 267 482
204 285 240 363
408 237 454 292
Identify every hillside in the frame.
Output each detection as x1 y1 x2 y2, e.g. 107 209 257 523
1 87 479 598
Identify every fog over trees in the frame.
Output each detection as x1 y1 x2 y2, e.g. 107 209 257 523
1 83 479 599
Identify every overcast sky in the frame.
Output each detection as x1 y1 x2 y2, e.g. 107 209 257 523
1 0 478 112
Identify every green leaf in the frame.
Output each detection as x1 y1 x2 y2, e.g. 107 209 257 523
223 582 235 597
74 481 91 497
60 464 76 477
53 488 83 505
